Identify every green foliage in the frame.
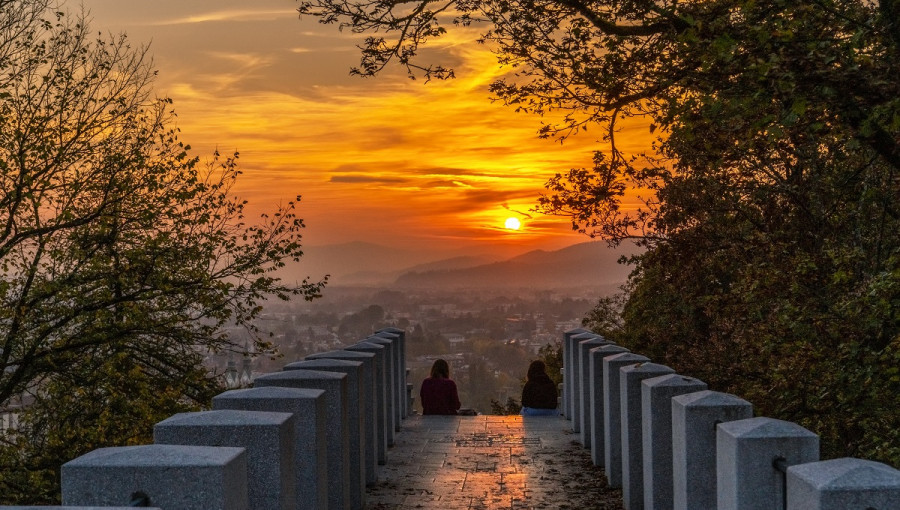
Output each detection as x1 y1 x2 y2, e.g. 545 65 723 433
297 0 899 464
490 397 522 415
536 342 563 386
0 2 325 503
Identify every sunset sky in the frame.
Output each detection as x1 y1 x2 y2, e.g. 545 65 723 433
80 0 650 266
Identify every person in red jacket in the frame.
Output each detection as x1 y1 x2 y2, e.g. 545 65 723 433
420 358 461 415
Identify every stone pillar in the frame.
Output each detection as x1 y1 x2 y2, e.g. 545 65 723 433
255 370 351 510
717 417 819 510
589 344 630 467
786 457 900 510
62 445 248 510
579 336 615 447
621 362 675 510
371 331 402 428
570 331 601 433
671 390 753 510
346 341 391 454
563 328 591 420
376 327 407 419
213 386 328 510
306 350 378 486
365 335 398 435
603 352 650 488
641 374 707 510
284 359 365 510
154 410 295 510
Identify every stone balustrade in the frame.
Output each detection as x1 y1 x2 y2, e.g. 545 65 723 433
562 327 900 510
0 329 407 510
2 324 898 509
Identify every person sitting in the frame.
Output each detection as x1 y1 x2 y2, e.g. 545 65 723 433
520 360 559 416
420 358 461 415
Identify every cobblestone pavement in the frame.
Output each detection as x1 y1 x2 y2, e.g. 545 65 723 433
366 415 623 509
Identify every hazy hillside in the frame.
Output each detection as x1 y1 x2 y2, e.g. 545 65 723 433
394 241 640 290
292 242 495 285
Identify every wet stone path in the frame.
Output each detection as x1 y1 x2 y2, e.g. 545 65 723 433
366 415 623 509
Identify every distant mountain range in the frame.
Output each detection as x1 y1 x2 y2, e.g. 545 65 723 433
292 241 640 290
394 241 639 290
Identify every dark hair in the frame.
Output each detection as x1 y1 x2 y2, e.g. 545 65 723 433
527 360 547 380
430 358 450 379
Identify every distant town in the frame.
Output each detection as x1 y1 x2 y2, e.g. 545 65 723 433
226 285 603 414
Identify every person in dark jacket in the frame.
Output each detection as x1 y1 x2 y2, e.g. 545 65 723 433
420 358 462 415
520 359 559 416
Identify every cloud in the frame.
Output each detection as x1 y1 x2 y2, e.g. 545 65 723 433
152 9 297 26
83 0 654 252
329 174 410 184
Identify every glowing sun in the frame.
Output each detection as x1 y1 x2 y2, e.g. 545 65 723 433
504 217 521 230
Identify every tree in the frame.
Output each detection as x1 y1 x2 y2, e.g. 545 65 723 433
0 2 325 502
297 0 900 463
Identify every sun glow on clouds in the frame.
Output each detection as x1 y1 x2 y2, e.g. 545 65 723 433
81 0 653 254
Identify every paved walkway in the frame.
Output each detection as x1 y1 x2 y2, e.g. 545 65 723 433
366 415 623 509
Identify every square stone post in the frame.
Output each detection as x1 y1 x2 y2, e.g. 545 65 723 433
306 350 378 485
366 335 398 435
717 417 819 510
62 445 247 510
213 386 328 510
589 344 630 467
154 410 295 510
641 374 707 510
621 362 675 510
672 390 753 510
371 331 402 427
603 352 650 488
570 332 601 433
786 458 900 510
346 341 391 454
255 370 351 510
376 327 407 419
284 359 365 510
563 328 591 420
579 336 615 447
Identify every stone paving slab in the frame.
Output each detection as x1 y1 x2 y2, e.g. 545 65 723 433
366 415 623 509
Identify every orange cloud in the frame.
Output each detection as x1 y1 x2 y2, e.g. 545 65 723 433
82 0 654 256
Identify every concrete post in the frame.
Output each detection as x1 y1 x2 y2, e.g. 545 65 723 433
671 390 753 510
371 331 402 428
786 457 900 510
570 332 601 433
603 352 650 488
305 350 378 485
376 327 407 419
641 374 707 510
563 328 591 420
213 386 328 510
717 417 819 510
154 410 295 510
346 341 391 454
589 344 630 467
579 336 615 447
61 445 247 510
254 370 351 510
621 362 675 510
365 335 398 435
284 359 366 510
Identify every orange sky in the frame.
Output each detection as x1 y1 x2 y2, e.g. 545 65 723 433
80 0 652 266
